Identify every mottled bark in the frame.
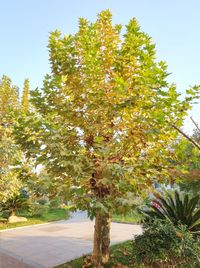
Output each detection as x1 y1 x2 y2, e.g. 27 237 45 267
101 213 111 264
92 212 111 265
92 212 103 265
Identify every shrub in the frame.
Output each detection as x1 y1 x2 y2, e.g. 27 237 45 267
20 188 29 199
144 190 200 234
49 197 61 209
132 219 200 267
0 194 29 216
29 203 49 217
37 198 48 205
1 210 10 219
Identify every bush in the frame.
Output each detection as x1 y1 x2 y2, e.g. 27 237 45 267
49 197 61 209
132 219 200 267
1 210 10 219
0 194 29 216
29 203 49 217
143 190 200 234
20 188 29 199
37 198 48 205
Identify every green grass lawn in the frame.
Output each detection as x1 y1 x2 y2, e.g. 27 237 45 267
112 211 143 224
0 208 69 230
54 240 137 268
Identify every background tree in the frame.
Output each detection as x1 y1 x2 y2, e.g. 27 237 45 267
0 75 19 123
0 75 31 205
0 75 22 203
21 79 30 114
173 128 200 196
15 10 199 265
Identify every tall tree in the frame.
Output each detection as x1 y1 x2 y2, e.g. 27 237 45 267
0 75 19 123
0 75 22 203
15 10 199 265
21 78 30 114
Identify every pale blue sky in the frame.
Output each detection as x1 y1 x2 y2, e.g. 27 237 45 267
0 0 199 131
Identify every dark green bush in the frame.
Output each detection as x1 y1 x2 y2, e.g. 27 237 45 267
144 190 200 234
1 210 10 219
0 194 29 216
29 203 49 217
37 198 48 205
132 219 200 267
49 197 61 209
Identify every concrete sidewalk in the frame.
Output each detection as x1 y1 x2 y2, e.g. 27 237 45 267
0 213 142 268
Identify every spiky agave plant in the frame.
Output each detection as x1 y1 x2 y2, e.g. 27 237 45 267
144 190 200 234
1 194 29 217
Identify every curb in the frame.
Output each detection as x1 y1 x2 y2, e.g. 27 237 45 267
0 219 66 233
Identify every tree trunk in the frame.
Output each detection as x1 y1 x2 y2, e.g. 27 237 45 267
92 212 111 266
92 212 103 266
10 209 16 216
101 213 111 264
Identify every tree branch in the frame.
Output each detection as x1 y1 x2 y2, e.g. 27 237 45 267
190 117 200 133
172 124 200 151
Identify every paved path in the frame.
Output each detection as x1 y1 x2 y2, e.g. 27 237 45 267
0 212 142 268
